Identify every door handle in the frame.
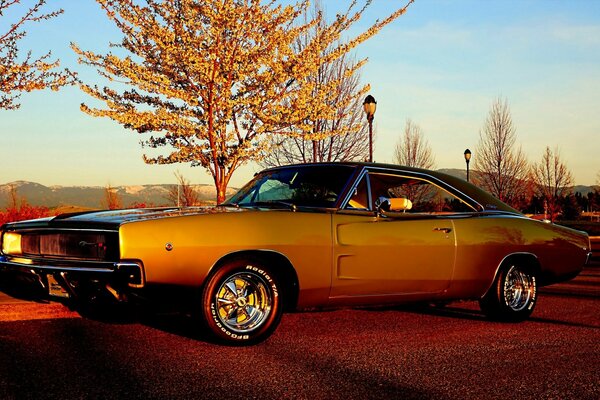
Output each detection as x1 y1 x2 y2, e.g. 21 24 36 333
433 227 452 234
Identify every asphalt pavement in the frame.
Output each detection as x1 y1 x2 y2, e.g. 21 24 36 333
0 294 598 400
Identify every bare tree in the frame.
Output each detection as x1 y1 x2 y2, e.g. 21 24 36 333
392 119 436 204
474 97 530 209
7 184 19 209
394 119 435 169
592 171 600 218
103 185 122 210
167 172 199 207
531 146 573 222
260 2 370 167
260 60 370 166
0 0 75 110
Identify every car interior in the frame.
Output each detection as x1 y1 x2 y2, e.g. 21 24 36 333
345 171 475 214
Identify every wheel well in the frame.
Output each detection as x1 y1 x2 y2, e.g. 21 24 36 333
484 253 541 297
209 250 300 312
502 254 541 275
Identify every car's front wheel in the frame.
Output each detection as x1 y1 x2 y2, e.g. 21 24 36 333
200 259 282 345
479 262 537 321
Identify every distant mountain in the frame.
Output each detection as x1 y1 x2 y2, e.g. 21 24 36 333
573 185 597 196
1 172 595 209
0 181 237 209
437 168 469 180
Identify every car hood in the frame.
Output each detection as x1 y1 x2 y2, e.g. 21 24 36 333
2 206 245 231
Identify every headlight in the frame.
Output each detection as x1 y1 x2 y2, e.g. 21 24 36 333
1 232 22 255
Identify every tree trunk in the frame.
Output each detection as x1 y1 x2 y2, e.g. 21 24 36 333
215 179 227 205
214 169 233 205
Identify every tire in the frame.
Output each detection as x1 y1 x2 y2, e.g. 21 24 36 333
479 263 537 322
200 259 282 345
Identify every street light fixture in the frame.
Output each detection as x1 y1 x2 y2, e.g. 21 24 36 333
464 149 472 182
363 95 377 163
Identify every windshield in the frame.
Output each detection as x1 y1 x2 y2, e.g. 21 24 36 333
225 165 356 209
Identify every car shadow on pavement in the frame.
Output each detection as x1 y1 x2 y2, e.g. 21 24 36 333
387 302 487 322
0 270 49 303
0 270 218 342
70 300 218 343
140 311 215 342
392 300 600 330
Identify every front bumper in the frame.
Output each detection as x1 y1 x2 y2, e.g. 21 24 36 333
0 255 145 293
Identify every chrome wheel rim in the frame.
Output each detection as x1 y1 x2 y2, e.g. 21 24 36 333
215 272 272 334
503 265 534 311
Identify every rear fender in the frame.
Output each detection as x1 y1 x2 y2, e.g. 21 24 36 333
481 252 540 298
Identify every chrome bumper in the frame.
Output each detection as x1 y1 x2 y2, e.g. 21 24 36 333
0 255 144 288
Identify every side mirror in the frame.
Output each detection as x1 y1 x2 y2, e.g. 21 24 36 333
375 196 392 213
375 196 413 214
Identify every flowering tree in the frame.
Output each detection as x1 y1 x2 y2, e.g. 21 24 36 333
0 0 75 110
260 51 371 167
260 1 371 167
73 0 414 203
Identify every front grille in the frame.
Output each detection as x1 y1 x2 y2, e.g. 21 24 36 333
20 231 119 261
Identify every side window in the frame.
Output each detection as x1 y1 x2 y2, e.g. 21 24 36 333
368 173 475 213
257 180 291 201
345 174 370 210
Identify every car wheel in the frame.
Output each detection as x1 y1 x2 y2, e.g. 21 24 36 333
200 259 282 344
479 263 537 321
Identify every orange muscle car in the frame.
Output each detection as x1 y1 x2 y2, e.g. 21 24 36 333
0 163 591 344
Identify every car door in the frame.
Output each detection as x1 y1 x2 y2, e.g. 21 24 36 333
331 212 456 299
329 169 467 300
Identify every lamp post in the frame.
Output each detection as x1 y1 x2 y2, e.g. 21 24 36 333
464 149 472 182
363 95 377 162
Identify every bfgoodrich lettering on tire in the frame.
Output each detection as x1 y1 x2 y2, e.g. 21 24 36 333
201 258 282 345
479 262 537 322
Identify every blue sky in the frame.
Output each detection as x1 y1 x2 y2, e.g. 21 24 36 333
2 0 599 188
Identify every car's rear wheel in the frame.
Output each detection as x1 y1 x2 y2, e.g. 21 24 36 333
479 263 537 321
200 259 282 345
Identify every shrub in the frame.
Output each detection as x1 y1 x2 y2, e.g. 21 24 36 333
0 203 49 226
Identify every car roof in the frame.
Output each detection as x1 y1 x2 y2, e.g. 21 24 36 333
261 162 520 214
